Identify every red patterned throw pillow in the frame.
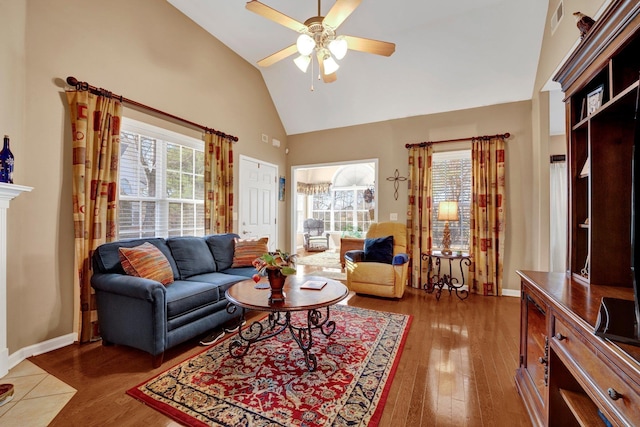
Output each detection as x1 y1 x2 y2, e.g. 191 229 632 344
232 237 269 268
118 242 174 285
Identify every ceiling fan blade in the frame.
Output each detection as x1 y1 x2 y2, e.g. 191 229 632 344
344 35 395 56
322 71 337 83
257 44 298 67
323 0 362 29
246 1 307 32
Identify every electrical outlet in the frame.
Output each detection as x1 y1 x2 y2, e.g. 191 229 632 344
390 213 398 221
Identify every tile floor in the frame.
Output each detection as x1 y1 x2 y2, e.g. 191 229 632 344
0 360 75 426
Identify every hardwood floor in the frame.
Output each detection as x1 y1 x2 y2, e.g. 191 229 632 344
29 259 531 426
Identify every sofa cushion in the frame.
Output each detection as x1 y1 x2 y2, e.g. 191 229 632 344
364 235 394 264
186 272 249 297
205 233 239 271
231 237 268 267
118 242 174 285
167 236 217 278
166 274 247 319
220 266 258 278
93 238 180 278
164 280 221 320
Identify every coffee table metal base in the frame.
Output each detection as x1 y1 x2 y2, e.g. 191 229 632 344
226 304 337 371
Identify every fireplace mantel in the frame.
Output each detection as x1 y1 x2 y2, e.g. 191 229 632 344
0 182 33 377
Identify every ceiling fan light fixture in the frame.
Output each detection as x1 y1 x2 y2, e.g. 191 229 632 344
328 36 348 60
293 54 311 73
296 33 315 56
323 55 340 75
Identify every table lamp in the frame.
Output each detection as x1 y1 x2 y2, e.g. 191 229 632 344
438 201 459 255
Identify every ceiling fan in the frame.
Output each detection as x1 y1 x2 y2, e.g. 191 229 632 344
246 0 396 83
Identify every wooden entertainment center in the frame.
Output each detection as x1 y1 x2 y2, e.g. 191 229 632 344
516 1 640 425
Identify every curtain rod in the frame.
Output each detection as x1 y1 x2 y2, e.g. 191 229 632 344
405 132 510 149
65 76 239 142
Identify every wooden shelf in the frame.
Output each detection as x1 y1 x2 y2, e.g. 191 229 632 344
559 389 606 427
516 3 640 426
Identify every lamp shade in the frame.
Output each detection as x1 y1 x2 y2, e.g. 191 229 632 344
293 55 311 73
438 201 459 221
296 33 315 56
328 37 348 60
323 56 340 74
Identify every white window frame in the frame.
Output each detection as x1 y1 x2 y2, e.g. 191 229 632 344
118 118 204 239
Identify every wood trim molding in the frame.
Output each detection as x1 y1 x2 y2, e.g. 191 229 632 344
554 0 640 95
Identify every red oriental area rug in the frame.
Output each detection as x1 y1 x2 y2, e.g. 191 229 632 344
127 304 411 426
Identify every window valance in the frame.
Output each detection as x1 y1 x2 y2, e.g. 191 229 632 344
297 182 332 195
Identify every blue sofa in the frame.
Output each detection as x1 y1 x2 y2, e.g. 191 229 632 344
91 233 256 367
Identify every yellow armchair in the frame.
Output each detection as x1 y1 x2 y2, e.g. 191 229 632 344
344 222 409 298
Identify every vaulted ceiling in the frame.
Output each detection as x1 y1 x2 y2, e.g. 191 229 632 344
168 0 547 135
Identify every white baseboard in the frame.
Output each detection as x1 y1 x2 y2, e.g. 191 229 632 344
502 288 521 297
7 333 77 371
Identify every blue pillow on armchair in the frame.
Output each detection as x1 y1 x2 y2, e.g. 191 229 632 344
364 235 394 264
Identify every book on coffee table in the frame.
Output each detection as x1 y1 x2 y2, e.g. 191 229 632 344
300 280 327 290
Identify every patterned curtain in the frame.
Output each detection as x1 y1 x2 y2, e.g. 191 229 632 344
204 132 234 234
407 144 433 288
297 182 331 195
67 89 122 342
469 136 506 296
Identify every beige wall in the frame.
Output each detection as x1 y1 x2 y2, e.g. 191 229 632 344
550 135 567 155
0 0 614 357
288 101 534 291
526 0 608 272
3 0 287 354
534 0 608 93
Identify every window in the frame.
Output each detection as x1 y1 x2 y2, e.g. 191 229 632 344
431 150 472 251
308 163 375 234
331 188 371 233
118 118 205 239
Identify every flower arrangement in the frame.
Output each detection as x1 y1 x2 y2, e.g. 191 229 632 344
251 250 297 283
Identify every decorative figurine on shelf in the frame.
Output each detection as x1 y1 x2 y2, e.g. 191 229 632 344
0 135 14 184
574 12 596 39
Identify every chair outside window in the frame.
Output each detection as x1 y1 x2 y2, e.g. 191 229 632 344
303 218 330 252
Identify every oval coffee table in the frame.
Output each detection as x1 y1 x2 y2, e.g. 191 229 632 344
225 275 349 371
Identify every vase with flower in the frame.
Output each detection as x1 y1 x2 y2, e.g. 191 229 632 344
252 250 297 302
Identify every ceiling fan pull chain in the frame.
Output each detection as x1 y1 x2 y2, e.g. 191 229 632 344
311 55 315 91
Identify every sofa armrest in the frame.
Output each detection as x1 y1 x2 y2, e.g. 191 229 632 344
392 253 409 265
344 249 364 263
91 272 167 357
91 273 166 301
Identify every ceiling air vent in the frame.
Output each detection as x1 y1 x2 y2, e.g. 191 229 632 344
551 0 564 34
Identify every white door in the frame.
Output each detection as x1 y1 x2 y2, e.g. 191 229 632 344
239 156 278 251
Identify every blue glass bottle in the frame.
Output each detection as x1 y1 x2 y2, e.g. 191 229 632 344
0 135 14 184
